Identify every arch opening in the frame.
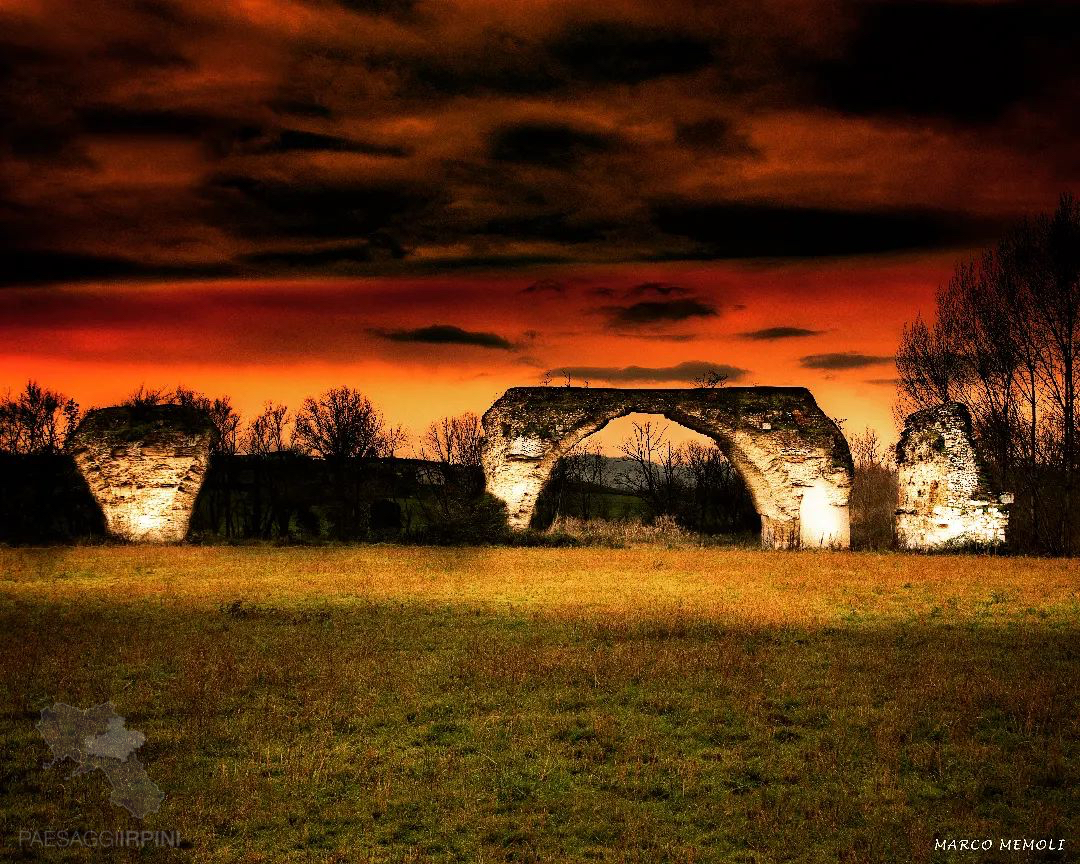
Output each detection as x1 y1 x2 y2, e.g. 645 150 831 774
531 413 760 540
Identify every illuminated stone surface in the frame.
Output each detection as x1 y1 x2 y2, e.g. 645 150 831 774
481 387 853 548
895 402 1009 550
68 406 215 543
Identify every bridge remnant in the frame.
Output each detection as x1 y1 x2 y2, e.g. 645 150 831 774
68 405 215 542
481 387 853 548
895 402 1010 550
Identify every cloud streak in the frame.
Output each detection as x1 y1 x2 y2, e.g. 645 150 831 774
799 352 893 370
607 299 718 326
739 326 823 340
545 361 748 384
375 325 514 349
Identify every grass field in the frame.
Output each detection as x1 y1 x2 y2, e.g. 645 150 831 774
0 547 1077 862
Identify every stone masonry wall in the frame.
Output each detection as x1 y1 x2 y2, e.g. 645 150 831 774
482 386 853 548
895 402 1010 550
68 405 216 543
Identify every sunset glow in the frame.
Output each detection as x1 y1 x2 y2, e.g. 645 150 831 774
2 0 1077 445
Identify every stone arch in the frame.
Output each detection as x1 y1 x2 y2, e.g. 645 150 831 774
481 386 853 548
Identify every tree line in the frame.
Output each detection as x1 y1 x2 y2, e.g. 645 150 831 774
0 382 496 543
0 381 481 465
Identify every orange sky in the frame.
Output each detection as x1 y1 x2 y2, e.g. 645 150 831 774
0 252 958 448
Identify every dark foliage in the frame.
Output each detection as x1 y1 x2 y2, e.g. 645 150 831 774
189 455 504 544
0 453 106 543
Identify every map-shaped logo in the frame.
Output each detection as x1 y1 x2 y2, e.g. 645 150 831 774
37 702 163 819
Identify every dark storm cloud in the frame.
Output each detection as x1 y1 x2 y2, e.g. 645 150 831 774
489 122 617 167
375 325 514 349
739 326 823 340
330 0 421 17
545 361 748 384
478 212 612 244
674 117 755 155
80 107 221 136
96 40 193 70
202 175 443 241
0 0 1075 284
607 298 718 326
240 238 405 269
266 99 333 119
799 352 892 370
398 19 718 99
409 252 568 271
393 33 564 98
0 249 235 288
81 111 410 157
547 21 715 85
811 1 1080 124
251 129 410 157
650 201 1001 258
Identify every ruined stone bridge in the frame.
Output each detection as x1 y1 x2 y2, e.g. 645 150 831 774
481 386 854 548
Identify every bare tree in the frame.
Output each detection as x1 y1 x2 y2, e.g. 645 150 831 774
121 384 241 455
293 386 392 461
682 441 759 534
244 402 291 455
380 424 410 459
0 381 80 454
895 306 965 415
421 412 484 504
849 427 891 471
1001 221 1048 543
564 440 605 519
692 369 728 389
847 427 898 550
422 412 484 467
617 420 684 518
1028 194 1080 551
173 386 242 455
948 254 1022 488
122 384 169 407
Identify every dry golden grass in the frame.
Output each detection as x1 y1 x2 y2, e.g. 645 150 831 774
1 546 1076 625
0 547 1077 863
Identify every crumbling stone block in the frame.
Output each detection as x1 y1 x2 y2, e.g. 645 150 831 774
481 387 853 548
895 402 1009 550
68 405 216 543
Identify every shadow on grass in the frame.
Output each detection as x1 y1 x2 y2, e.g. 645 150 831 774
0 599 1075 863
